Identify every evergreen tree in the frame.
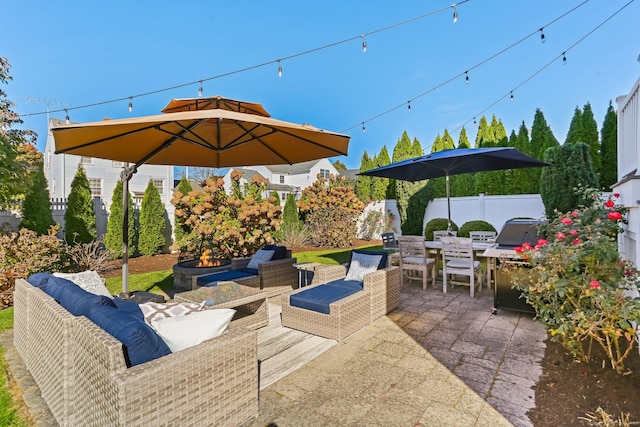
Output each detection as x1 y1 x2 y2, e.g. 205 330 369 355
282 193 300 227
540 142 598 218
105 179 136 258
580 102 601 175
412 137 424 157
457 126 471 148
530 108 559 192
19 161 55 235
431 134 444 153
138 179 166 256
441 129 455 150
599 101 618 189
173 176 193 250
332 160 347 170
565 106 584 144
474 116 491 147
270 190 281 206
493 117 508 146
392 132 423 230
356 151 373 202
376 145 391 200
65 164 96 244
370 153 387 201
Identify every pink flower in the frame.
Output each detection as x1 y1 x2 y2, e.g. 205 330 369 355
595 218 601 224
608 211 622 221
537 239 549 246
521 242 533 251
573 238 580 244
514 246 523 254
589 280 601 289
569 229 578 236
625 269 633 277
561 217 573 225
556 232 565 240
605 200 615 208
571 211 579 217
614 193 620 198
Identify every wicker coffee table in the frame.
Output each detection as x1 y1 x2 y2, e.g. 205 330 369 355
174 282 268 330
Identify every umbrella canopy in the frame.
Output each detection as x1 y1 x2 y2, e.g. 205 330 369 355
360 147 548 230
52 109 349 168
161 95 271 117
52 102 350 294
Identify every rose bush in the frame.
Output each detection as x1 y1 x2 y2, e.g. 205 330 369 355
511 188 640 373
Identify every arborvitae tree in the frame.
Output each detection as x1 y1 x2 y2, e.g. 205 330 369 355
565 106 584 144
356 151 373 203
392 132 422 230
431 134 445 152
458 126 471 148
138 179 166 256
540 142 598 218
412 137 424 157
65 164 96 244
376 145 391 200
580 102 601 175
475 115 502 194
105 179 136 258
370 154 386 201
173 176 193 250
19 161 55 235
270 190 281 206
493 117 508 146
332 160 347 170
474 116 491 147
282 193 300 227
530 108 560 192
599 101 618 189
441 129 455 150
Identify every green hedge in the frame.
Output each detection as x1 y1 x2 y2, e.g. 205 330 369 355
424 218 458 240
458 220 496 237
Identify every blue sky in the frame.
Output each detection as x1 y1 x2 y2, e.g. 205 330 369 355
5 0 640 169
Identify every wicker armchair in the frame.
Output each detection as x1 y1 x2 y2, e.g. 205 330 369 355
281 265 399 342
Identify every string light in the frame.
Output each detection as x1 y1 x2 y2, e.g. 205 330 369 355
198 81 203 97
562 52 567 65
510 91 514 101
277 60 283 77
452 4 458 23
361 35 367 53
473 117 477 126
465 71 469 84
362 122 366 133
128 97 133 112
407 101 411 112
65 109 70 124
539 28 546 43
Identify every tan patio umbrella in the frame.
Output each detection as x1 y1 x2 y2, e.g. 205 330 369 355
52 104 349 294
161 95 271 117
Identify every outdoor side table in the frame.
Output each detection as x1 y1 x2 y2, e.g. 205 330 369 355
174 281 268 330
292 262 323 288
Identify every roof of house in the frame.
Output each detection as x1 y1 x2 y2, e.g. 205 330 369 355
264 159 324 174
340 169 360 181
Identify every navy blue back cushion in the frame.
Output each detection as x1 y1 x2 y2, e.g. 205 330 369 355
196 269 255 287
289 284 360 314
86 304 172 367
328 279 363 292
27 273 52 290
45 276 116 316
112 297 145 321
263 244 288 260
349 249 388 271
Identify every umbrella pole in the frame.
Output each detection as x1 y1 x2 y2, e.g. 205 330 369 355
446 174 452 233
120 164 137 297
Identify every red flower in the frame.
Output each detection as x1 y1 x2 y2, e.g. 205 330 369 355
571 211 579 217
561 217 573 225
614 193 620 198
537 239 548 246
589 280 601 289
607 211 622 221
514 246 523 253
556 232 565 240
625 269 633 277
605 200 615 208
521 242 533 251
573 238 580 244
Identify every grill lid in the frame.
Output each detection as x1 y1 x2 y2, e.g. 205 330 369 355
495 219 545 249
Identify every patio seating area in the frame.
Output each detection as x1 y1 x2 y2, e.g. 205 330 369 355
3 272 546 427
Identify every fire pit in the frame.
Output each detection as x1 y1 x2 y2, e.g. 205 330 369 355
173 249 231 291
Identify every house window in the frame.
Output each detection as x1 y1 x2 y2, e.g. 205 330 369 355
113 161 124 167
152 179 164 195
320 169 330 180
280 175 285 184
88 178 102 197
80 156 92 164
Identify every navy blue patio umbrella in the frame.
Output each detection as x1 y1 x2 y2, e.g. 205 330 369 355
359 147 548 231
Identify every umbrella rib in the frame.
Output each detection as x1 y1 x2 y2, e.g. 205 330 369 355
55 122 163 154
136 120 207 166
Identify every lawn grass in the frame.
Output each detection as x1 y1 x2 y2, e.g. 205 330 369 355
105 269 174 296
0 308 29 426
292 244 383 265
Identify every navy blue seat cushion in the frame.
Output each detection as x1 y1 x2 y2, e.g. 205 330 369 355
289 284 361 315
327 278 363 292
112 297 145 321
44 276 116 316
197 269 255 287
349 249 388 271
240 268 259 275
263 244 288 260
86 304 172 367
27 273 52 289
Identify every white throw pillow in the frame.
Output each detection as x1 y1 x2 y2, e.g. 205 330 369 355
150 308 236 352
53 270 113 298
246 249 275 270
344 252 382 282
139 301 206 324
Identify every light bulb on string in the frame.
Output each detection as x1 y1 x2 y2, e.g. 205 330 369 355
277 60 283 78
65 109 70 124
510 91 514 101
452 4 458 23
361 35 367 53
128 97 133 112
362 122 366 133
473 117 477 126
465 71 469 84
562 52 567 65
407 101 411 112
539 28 546 43
198 81 203 97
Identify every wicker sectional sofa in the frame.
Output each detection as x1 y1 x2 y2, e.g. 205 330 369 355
13 278 259 426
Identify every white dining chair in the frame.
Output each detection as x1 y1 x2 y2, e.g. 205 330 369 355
441 236 482 297
469 231 497 242
397 236 436 290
